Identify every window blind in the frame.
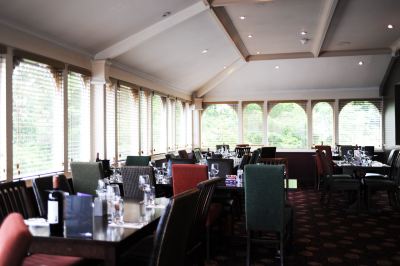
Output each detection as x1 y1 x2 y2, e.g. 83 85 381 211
201 103 239 150
243 102 263 145
185 102 193 150
106 83 116 161
67 71 90 165
140 89 152 155
167 98 176 152
312 101 334 146
13 59 64 177
0 55 5 180
338 99 383 148
152 94 167 154
175 100 185 150
117 84 139 159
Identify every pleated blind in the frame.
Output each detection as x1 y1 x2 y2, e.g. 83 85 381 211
13 58 64 177
201 103 239 150
338 99 383 148
185 102 193 150
175 100 185 150
167 98 175 152
106 83 116 161
140 89 152 155
67 71 90 164
243 102 263 145
117 84 139 159
0 55 5 180
152 94 167 154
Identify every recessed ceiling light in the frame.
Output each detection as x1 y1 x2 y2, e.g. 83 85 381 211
301 31 307 35
201 49 208 54
256 51 260 55
358 61 364 66
223 66 227 69
240 16 246 20
274 65 280 69
162 11 171 18
387 24 394 29
248 34 253 38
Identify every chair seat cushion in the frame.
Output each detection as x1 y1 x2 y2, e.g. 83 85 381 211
23 254 87 266
364 179 397 190
331 174 352 179
364 173 387 179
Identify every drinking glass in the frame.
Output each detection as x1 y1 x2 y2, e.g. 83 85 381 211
161 162 167 176
109 184 121 198
210 163 219 178
111 197 124 225
138 175 151 204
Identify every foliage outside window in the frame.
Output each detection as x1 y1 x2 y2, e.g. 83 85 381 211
13 59 64 177
312 102 334 146
243 103 263 145
201 103 238 150
267 102 307 148
339 100 382 148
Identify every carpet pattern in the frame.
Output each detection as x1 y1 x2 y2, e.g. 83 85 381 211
209 189 400 265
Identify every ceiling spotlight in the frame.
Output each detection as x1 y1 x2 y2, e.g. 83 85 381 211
256 51 260 54
274 65 280 69
387 24 394 29
162 11 171 18
358 61 364 66
248 34 253 38
300 38 309 45
240 16 246 20
301 31 307 35
201 49 208 54
223 66 227 69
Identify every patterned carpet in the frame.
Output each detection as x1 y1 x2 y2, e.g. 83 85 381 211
208 188 400 266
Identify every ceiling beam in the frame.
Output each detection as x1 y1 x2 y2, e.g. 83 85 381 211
248 52 314 61
95 1 209 60
311 0 339 57
195 58 245 97
319 48 392 57
211 0 274 7
209 6 250 61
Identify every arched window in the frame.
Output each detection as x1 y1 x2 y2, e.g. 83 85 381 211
243 103 263 145
312 102 333 146
339 100 382 148
201 103 238 150
267 102 307 148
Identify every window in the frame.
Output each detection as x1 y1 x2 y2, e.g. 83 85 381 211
140 89 152 155
67 71 90 164
339 100 382 148
152 94 167 154
167 98 175 152
312 102 334 146
201 103 238 150
117 84 139 159
267 102 307 148
106 83 116 161
0 54 5 180
13 58 64 177
175 100 185 150
185 102 192 150
243 102 263 145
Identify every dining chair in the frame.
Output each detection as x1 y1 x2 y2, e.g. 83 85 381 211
32 174 73 217
315 145 334 171
121 166 155 200
193 148 203 163
167 158 195 177
237 154 251 171
216 144 229 151
178 149 189 159
206 158 234 178
339 145 354 158
172 164 208 195
244 164 293 266
260 146 276 158
248 149 260 164
70 162 104 196
363 151 400 210
0 213 32 266
364 149 399 179
125 155 151 166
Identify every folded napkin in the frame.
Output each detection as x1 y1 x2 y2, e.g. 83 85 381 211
109 222 146 229
24 218 49 226
145 204 166 209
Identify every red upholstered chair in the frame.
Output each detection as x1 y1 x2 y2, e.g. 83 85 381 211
0 213 32 266
172 164 208 195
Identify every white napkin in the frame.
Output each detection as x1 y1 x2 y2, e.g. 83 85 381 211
109 222 146 229
24 218 49 226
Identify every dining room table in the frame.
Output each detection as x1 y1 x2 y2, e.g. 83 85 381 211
333 160 390 177
26 198 169 266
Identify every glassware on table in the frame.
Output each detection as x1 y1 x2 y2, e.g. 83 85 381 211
108 184 121 198
161 162 167 176
111 197 124 224
237 169 243 184
210 163 219 178
138 175 151 205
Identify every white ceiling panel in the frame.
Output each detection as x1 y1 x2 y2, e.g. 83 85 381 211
226 0 323 55
114 11 239 92
205 54 391 99
322 0 400 51
0 0 198 54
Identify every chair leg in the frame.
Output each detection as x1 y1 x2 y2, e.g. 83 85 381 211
246 232 251 266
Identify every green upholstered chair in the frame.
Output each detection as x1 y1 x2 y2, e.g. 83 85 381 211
125 156 151 166
70 162 104 196
244 164 293 266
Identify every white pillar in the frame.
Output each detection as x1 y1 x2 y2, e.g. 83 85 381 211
5 47 13 181
333 99 339 145
193 98 202 148
263 101 268 146
238 101 243 144
307 100 313 148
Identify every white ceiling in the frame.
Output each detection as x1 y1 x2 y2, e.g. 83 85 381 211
0 0 399 100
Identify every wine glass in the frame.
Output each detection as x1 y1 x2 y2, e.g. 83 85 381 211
210 163 219 178
109 184 121 199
